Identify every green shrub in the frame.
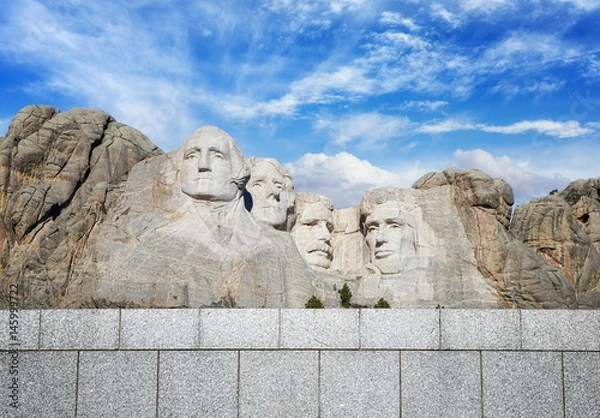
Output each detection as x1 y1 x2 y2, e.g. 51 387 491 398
338 283 352 308
374 298 390 308
305 295 324 309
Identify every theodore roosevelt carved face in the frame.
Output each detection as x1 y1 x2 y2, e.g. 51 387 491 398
291 192 334 270
245 157 294 230
179 126 249 202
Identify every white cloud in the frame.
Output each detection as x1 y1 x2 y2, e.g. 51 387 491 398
315 113 413 146
419 118 593 138
453 149 571 203
477 32 582 74
418 118 476 134
430 4 464 28
379 11 420 31
285 152 406 208
459 0 514 13
554 0 600 11
401 100 448 112
489 78 566 98
482 120 592 138
0 0 200 150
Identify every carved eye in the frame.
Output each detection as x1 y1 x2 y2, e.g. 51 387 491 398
389 222 402 229
185 152 198 160
274 182 284 191
211 151 224 160
367 225 378 233
251 181 263 189
303 220 319 227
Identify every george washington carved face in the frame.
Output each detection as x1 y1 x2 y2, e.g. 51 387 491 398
179 126 249 202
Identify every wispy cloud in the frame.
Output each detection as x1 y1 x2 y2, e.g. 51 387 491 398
0 0 199 149
315 113 413 146
553 0 600 11
401 100 448 112
419 118 593 138
379 11 420 31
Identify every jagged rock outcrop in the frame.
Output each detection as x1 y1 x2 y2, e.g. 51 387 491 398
559 179 600 253
511 191 600 308
414 169 576 309
0 105 162 308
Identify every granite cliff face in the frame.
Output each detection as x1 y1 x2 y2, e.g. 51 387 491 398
0 105 161 308
511 192 600 308
1 105 598 309
414 169 576 309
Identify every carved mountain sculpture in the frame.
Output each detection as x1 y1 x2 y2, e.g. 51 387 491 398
0 105 598 309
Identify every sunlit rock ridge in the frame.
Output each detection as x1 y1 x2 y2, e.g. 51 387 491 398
1 105 598 309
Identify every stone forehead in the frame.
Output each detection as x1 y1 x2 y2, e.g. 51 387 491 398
295 192 333 212
181 126 239 152
246 157 293 186
360 188 410 217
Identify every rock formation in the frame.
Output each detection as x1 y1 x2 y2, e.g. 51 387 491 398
414 169 576 309
0 105 161 308
0 105 598 309
511 193 600 308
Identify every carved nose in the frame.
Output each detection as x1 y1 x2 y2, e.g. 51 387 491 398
316 223 331 242
376 228 389 244
267 183 281 201
197 152 211 172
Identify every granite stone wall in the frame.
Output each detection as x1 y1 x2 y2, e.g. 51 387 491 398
1 309 599 417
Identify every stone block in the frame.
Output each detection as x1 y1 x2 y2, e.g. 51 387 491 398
120 309 199 349
0 310 39 350
200 309 278 349
482 351 563 418
320 351 399 417
441 309 520 350
401 351 481 418
159 351 238 418
40 309 119 350
361 309 438 349
280 309 359 349
563 352 600 418
240 351 318 418
521 310 600 350
0 351 77 418
77 351 157 418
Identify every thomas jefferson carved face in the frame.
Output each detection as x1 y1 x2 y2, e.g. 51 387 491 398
364 201 405 275
246 158 293 229
179 127 247 202
291 195 334 270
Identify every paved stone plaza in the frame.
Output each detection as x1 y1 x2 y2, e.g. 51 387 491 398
1 309 599 417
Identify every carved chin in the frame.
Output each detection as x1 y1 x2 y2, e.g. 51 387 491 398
305 251 332 269
374 258 402 275
254 206 287 227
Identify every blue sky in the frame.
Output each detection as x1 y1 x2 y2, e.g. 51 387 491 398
1 0 599 208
